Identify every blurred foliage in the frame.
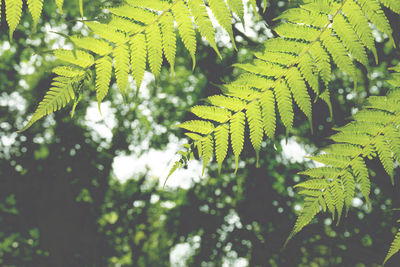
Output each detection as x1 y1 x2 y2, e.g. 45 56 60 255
0 0 400 266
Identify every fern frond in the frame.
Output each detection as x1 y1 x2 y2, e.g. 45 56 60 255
290 83 400 244
374 135 394 183
146 23 163 77
331 178 345 222
172 1 197 68
215 124 229 173
176 120 215 135
113 43 130 99
285 67 312 121
379 0 400 14
227 0 245 25
332 14 368 66
294 178 329 190
324 144 363 157
187 0 221 57
309 42 331 86
385 228 400 265
130 33 147 88
71 36 113 56
191 106 231 123
109 5 157 24
343 0 378 62
299 167 341 179
309 154 351 168
23 0 251 131
246 101 263 166
359 0 394 46
298 53 320 95
208 0 237 50
286 194 321 245
386 126 400 163
352 156 370 203
323 188 336 219
54 49 94 68
231 112 245 173
321 29 356 78
173 0 398 174
95 56 113 109
19 75 84 132
5 0 23 40
108 16 143 34
342 170 355 214
207 95 246 112
224 83 261 101
276 6 327 27
160 12 177 74
55 0 65 14
259 90 276 139
201 135 214 174
185 132 202 141
3 0 79 38
274 23 320 41
255 51 296 66
52 66 85 78
27 0 44 30
275 80 294 132
85 22 126 44
330 132 372 146
164 142 194 186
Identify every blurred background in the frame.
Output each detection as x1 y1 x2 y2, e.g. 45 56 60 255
1 0 400 266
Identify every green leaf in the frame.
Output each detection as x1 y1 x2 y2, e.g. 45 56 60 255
146 23 163 77
130 33 147 89
230 112 245 173
19 76 79 132
5 0 23 40
27 0 44 30
201 135 214 175
113 43 130 100
160 12 177 74
246 101 263 166
274 79 293 132
215 124 229 173
95 56 112 110
208 0 237 50
172 1 196 69
384 229 400 264
56 0 65 14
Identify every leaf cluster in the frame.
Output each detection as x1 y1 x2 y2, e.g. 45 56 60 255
20 0 266 131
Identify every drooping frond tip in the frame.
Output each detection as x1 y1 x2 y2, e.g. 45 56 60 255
19 67 88 132
288 66 400 247
385 228 400 265
4 0 73 39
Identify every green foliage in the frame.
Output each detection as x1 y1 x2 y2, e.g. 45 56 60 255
3 0 72 38
291 69 400 264
21 0 257 131
27 0 43 30
385 228 400 264
5 0 23 39
172 0 399 174
18 68 88 132
9 0 400 263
